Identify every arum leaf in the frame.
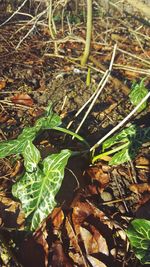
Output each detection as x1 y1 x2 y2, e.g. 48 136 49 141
109 147 131 165
23 141 41 172
35 111 61 130
129 79 148 112
0 139 26 158
18 127 38 141
12 149 71 231
102 125 136 152
127 219 150 264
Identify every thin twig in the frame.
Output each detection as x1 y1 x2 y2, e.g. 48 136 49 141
74 43 117 135
0 0 28 27
117 47 150 66
67 71 107 130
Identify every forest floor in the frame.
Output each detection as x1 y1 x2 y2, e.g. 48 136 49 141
0 2 150 267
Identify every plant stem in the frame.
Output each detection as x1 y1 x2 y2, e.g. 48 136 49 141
53 126 90 148
81 0 92 66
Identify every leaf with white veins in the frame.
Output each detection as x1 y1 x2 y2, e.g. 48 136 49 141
23 141 41 172
0 139 26 158
12 149 71 231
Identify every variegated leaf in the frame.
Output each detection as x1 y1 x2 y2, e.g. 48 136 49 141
35 112 61 130
102 124 136 152
23 141 41 172
17 127 38 141
127 219 150 264
12 149 71 231
129 79 148 112
109 147 131 165
0 139 26 158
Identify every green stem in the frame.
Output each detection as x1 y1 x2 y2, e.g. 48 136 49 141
92 142 129 163
81 0 92 66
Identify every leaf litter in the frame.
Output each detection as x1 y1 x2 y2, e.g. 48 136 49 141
0 1 150 266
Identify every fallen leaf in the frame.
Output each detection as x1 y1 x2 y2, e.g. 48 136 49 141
65 217 89 267
28 108 44 117
10 160 23 178
0 79 6 90
18 235 47 267
0 190 24 229
135 156 150 168
136 199 150 220
51 207 64 230
0 112 9 123
51 240 72 267
80 225 109 255
129 183 150 194
11 93 34 106
86 165 110 192
87 255 107 267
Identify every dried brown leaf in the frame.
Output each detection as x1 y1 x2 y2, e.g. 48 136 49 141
87 165 110 192
80 225 109 255
0 79 6 90
129 183 150 194
51 240 72 267
11 93 34 107
87 255 107 267
51 207 64 230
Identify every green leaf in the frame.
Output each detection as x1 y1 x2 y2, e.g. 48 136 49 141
18 127 38 141
0 139 26 158
127 219 150 264
0 108 61 159
102 125 136 152
12 149 71 231
109 147 131 165
129 79 148 112
23 141 41 172
35 110 61 130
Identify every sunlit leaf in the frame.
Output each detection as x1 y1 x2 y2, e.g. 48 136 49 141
102 124 136 152
127 219 150 264
129 79 148 112
23 141 41 172
12 149 71 231
109 147 131 165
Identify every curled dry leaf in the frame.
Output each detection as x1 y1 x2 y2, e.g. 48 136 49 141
51 207 64 230
18 235 47 267
71 201 97 235
87 255 108 267
86 165 110 193
28 107 44 117
11 93 34 107
0 112 9 123
10 160 23 178
0 78 6 90
0 191 24 229
80 225 109 255
129 183 150 194
51 240 73 267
